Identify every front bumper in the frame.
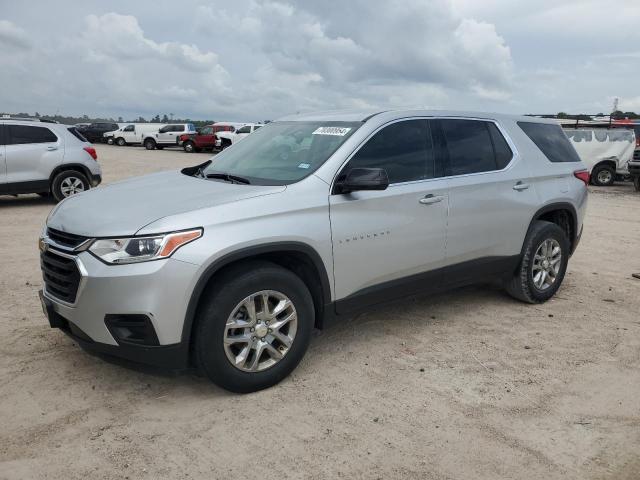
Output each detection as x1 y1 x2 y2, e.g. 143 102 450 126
41 247 199 369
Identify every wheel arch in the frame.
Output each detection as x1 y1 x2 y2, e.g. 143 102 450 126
49 163 92 186
182 242 333 358
526 202 579 255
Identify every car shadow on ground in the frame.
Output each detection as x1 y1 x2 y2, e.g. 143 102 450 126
0 194 55 208
52 283 509 397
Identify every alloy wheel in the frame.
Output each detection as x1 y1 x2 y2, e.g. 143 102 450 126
60 177 86 197
532 238 562 291
223 290 298 372
597 169 612 184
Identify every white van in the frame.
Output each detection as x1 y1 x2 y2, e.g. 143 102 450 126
104 124 167 146
564 128 636 186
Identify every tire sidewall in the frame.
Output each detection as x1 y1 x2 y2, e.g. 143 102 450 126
195 266 314 393
184 142 194 153
116 137 126 146
144 139 155 150
52 171 90 202
523 224 570 302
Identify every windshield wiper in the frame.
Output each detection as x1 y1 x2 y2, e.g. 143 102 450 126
206 172 251 184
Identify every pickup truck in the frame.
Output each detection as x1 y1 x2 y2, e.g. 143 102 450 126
179 123 239 153
216 123 263 149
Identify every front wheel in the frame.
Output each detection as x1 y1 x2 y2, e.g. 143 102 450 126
194 262 314 393
505 221 570 304
591 164 616 186
106 137 114 145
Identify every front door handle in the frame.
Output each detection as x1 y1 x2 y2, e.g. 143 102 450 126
419 194 444 205
46 146 58 151
513 182 530 191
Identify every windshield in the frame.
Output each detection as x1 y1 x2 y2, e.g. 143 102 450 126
202 121 360 185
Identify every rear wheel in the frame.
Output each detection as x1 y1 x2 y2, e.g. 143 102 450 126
52 170 90 202
591 164 616 186
505 221 570 303
194 262 314 393
144 139 156 150
116 137 126 146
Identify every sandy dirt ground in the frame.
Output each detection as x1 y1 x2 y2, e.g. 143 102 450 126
1 144 639 480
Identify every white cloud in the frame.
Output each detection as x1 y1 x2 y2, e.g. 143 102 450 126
0 20 31 50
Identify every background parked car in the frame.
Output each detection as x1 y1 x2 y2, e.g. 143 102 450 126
179 122 242 152
78 122 120 143
142 123 196 150
564 128 635 186
215 123 263 149
0 118 101 201
104 123 166 146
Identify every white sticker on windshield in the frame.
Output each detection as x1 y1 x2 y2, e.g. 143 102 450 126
312 126 352 136
298 163 311 169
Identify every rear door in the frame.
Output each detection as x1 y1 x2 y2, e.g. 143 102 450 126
435 118 538 273
5 123 64 186
329 119 449 311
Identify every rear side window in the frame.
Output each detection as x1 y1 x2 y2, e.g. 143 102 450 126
0 125 5 145
518 122 581 163
67 127 88 142
347 119 434 183
8 125 58 145
440 120 497 175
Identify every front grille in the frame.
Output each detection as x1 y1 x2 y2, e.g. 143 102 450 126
47 228 88 249
41 249 81 303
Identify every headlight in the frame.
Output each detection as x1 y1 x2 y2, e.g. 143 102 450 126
88 229 202 264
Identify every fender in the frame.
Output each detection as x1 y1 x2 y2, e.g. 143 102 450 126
523 202 579 254
49 163 93 183
180 241 333 346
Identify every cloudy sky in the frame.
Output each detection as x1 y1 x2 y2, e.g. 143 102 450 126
1 0 640 121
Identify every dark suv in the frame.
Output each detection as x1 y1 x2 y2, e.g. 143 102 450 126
79 123 119 143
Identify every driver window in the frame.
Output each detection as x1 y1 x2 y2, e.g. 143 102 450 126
237 126 251 134
201 127 213 135
345 120 434 184
124 125 134 132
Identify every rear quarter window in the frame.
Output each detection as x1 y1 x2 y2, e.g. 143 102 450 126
67 127 88 142
518 122 581 163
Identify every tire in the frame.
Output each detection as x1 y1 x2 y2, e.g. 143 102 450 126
183 141 195 153
194 261 314 393
52 170 90 202
106 137 114 145
220 139 231 150
591 164 616 186
116 137 126 146
505 220 570 304
144 139 156 150
634 176 640 192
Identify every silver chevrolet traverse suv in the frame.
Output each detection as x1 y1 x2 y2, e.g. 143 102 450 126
1 119 102 201
39 110 588 392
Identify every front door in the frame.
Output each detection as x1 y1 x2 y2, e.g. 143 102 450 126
329 119 448 312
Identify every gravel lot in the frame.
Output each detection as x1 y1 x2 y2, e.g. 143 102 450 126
1 144 639 480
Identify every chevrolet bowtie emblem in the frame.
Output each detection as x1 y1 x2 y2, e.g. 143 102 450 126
39 237 48 253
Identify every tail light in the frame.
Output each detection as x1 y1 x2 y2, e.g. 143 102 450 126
83 146 98 161
574 169 590 186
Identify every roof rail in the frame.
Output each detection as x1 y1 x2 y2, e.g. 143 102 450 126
0 116 58 123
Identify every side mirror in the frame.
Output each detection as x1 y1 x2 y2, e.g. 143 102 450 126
336 167 389 194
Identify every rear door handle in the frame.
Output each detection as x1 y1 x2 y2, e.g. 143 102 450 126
513 182 529 191
46 146 58 151
419 194 444 205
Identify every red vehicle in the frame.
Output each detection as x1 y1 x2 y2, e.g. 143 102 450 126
179 123 238 153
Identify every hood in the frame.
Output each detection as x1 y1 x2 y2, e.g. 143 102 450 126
47 170 285 237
